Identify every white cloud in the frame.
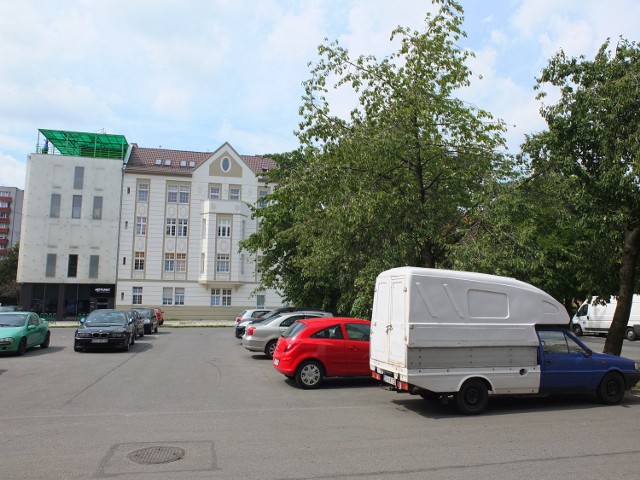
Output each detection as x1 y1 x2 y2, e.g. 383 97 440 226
0 151 27 190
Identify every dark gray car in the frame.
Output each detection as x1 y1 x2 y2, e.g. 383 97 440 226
132 307 158 334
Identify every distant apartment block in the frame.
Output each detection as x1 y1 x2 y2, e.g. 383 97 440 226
0 186 24 259
17 129 282 321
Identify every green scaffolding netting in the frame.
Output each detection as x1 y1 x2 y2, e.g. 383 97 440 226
39 129 129 160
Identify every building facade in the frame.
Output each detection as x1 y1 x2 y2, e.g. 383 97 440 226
0 186 23 259
17 129 283 321
117 142 282 321
17 130 127 317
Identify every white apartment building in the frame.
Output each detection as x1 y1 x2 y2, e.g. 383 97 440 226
117 142 282 321
18 130 126 317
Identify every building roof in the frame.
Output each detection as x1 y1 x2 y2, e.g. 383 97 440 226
124 145 277 176
39 129 129 160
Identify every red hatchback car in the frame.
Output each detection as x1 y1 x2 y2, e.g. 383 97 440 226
272 317 371 389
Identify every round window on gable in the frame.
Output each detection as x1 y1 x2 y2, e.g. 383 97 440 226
221 157 231 172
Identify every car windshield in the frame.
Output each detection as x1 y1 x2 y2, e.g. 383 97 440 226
85 312 127 326
133 309 154 319
282 322 306 338
0 313 28 327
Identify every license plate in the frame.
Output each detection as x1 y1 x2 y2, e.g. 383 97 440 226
273 359 280 366
92 339 108 343
382 374 396 386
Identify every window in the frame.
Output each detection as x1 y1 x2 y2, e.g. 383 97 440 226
178 218 188 237
179 186 190 203
201 253 206 274
0 201 8 208
0 212 8 218
217 218 231 238
211 288 220 306
92 196 103 220
67 254 78 278
240 254 245 275
138 183 149 202
46 254 56 277
538 330 586 355
174 288 185 305
216 254 230 273
258 188 269 208
345 323 370 341
164 253 175 272
166 218 176 236
74 166 84 189
167 185 178 203
89 255 99 278
256 293 265 308
202 219 207 238
229 186 241 201
176 253 187 272
222 289 232 306
209 185 221 199
134 252 145 271
136 216 147 236
50 194 61 218
163 287 173 305
72 195 82 219
312 325 343 339
221 157 230 172
132 287 142 305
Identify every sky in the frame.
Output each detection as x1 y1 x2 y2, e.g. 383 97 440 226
1 0 639 190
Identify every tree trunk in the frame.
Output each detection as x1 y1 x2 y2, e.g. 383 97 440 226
603 226 640 355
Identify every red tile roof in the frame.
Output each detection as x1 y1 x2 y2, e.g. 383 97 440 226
124 145 277 176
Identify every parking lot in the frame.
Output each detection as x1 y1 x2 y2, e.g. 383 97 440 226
1 327 639 480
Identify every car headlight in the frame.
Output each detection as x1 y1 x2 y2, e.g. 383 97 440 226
111 332 125 338
635 362 639 372
144 319 150 324
0 337 15 344
76 332 91 338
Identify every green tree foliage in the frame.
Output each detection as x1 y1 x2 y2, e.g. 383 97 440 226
0 244 20 304
242 0 511 317
521 38 640 355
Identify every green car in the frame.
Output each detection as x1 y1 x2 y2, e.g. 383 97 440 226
0 312 51 355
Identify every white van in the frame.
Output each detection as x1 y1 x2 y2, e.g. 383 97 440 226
571 295 640 341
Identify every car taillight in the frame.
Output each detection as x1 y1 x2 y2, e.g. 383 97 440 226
283 342 297 352
247 326 256 336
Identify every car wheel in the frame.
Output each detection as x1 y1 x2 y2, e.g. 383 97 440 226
624 328 637 341
122 337 130 352
154 324 158 333
265 340 278 358
16 337 27 356
597 372 625 404
40 331 51 348
74 341 83 352
571 324 583 336
295 360 324 389
454 378 489 415
139 328 144 338
131 332 135 345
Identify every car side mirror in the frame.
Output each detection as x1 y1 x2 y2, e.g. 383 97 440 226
79 317 86 324
584 349 592 357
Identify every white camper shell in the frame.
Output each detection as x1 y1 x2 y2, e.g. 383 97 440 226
370 267 569 397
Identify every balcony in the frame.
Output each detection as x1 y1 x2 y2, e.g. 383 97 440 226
0 195 11 202
0 238 7 246
0 227 8 234
0 217 9 224
0 207 10 214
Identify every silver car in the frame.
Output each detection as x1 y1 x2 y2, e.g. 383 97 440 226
242 311 332 357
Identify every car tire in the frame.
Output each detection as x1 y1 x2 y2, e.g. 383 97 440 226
624 328 637 341
597 372 625 404
122 337 130 352
16 337 27 356
139 328 144 338
154 324 158 333
131 332 135 345
454 378 489 415
74 342 83 352
295 360 324 389
40 331 51 348
571 324 583 336
265 340 278 358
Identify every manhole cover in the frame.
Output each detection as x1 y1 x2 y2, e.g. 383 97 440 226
127 446 185 465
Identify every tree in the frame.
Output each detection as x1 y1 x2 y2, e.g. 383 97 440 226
522 38 640 355
242 0 511 317
0 243 20 304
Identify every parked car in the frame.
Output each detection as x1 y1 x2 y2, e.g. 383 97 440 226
126 309 144 338
242 311 332 357
132 307 158 334
0 311 51 355
272 317 371 389
154 308 164 326
235 308 271 324
74 309 136 352
0 305 22 312
258 307 327 323
234 311 274 339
